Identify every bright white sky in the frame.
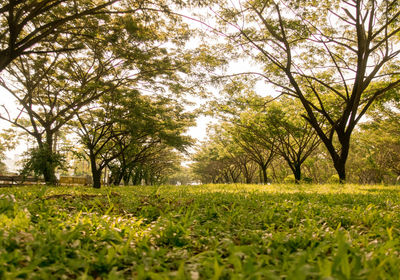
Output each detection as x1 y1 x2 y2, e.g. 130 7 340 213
0 86 23 172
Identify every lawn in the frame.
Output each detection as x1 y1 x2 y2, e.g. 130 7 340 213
0 184 400 279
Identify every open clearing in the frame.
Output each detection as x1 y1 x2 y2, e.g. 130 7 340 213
1 184 400 279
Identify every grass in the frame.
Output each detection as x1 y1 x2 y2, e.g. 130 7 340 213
0 184 400 279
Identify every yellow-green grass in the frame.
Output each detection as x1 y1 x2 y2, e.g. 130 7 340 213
0 184 399 279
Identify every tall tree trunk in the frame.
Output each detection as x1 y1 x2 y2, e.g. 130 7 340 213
89 153 102 189
114 171 123 185
261 164 268 184
132 171 140 185
43 134 58 185
92 169 102 189
293 164 301 184
123 172 130 186
333 158 347 183
330 133 350 183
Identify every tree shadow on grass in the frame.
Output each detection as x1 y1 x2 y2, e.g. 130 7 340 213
363 188 400 193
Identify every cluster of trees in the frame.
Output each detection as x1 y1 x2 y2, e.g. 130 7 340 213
0 0 400 186
191 0 400 184
192 92 400 184
0 0 197 188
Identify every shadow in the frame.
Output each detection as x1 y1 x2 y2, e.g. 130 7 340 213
364 187 400 193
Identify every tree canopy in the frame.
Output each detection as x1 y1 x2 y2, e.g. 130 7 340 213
0 0 400 186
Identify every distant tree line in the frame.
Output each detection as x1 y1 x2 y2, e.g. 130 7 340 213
192 92 400 185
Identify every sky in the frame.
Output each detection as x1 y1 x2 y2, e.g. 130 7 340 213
0 87 23 172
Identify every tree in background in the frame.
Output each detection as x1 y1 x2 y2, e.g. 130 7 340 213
130 145 184 186
228 123 275 184
244 98 320 183
210 78 321 183
0 129 18 174
0 40 124 184
0 2 194 184
347 98 400 184
76 90 194 188
204 0 400 182
191 138 243 184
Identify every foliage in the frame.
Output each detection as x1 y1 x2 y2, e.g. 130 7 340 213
0 0 118 71
346 99 400 184
191 127 258 184
0 0 195 185
204 0 400 181
76 90 194 188
19 145 66 180
0 129 19 174
1 184 400 278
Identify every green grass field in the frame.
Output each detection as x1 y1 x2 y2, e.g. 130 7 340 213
1 184 400 279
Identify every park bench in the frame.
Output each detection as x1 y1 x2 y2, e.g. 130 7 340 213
0 175 93 187
0 175 45 187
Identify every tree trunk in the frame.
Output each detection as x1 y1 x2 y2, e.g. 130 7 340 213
114 172 123 186
92 169 102 189
331 134 350 183
293 164 301 183
123 172 130 186
333 159 346 183
43 163 57 185
261 165 268 184
42 135 58 185
287 161 301 184
89 153 102 188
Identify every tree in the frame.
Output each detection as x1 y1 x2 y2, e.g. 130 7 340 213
0 40 124 184
132 145 183 186
0 129 18 174
347 99 400 184
0 0 121 71
243 99 320 183
191 140 243 184
228 123 275 184
206 0 400 182
76 90 194 188
211 80 320 183
223 124 273 183
191 125 261 184
1 3 194 184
